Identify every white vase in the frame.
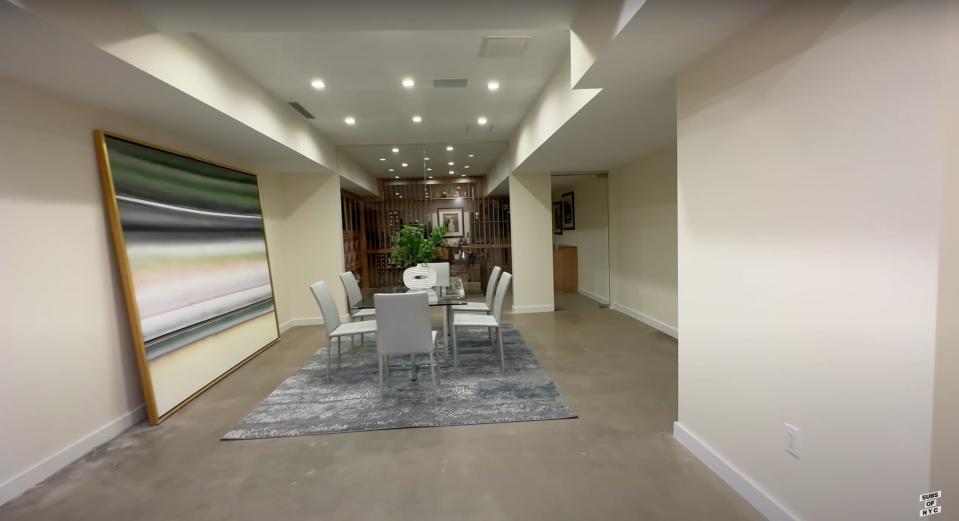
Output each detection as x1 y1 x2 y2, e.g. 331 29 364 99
403 264 437 290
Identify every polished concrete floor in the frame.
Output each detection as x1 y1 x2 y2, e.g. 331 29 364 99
0 294 764 521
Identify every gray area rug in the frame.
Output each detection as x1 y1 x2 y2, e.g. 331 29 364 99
223 325 576 439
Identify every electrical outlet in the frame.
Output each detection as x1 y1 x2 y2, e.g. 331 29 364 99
785 423 800 458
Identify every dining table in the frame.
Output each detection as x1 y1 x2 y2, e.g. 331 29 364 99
352 276 468 379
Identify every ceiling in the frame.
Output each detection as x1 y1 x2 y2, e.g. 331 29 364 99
339 141 506 179
201 29 569 146
516 0 781 174
0 2 323 175
135 0 586 32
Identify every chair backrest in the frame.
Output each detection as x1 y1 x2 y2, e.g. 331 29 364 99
374 292 433 355
427 262 450 287
309 281 341 336
492 272 512 323
339 271 363 309
484 266 503 309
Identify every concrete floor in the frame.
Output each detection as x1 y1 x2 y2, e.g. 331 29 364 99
0 294 764 521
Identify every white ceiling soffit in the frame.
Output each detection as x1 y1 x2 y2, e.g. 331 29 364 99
133 0 587 32
516 0 782 174
0 1 324 175
11 0 345 177
200 29 570 147
339 141 507 180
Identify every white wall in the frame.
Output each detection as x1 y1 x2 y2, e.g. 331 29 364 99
932 0 959 498
0 79 345 506
509 172 555 313
259 171 348 332
608 146 677 336
552 175 609 304
675 2 951 521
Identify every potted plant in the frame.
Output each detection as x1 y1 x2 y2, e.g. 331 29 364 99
392 225 448 288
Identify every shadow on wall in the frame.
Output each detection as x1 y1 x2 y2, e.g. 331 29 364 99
680 0 877 116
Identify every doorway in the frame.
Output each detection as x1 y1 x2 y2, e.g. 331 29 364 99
550 173 610 309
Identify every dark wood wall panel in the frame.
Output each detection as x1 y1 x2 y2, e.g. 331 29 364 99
342 177 511 290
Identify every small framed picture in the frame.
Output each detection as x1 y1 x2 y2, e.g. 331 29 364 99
437 207 465 237
561 191 575 230
553 202 563 235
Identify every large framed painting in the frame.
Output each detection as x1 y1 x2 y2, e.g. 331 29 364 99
95 131 279 424
437 207 465 238
562 191 575 230
553 202 563 235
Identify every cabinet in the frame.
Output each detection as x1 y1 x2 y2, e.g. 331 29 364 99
553 245 578 293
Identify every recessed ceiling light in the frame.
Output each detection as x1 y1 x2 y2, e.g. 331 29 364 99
449 170 454 174
446 145 454 151
392 147 400 153
389 168 395 172
394 175 400 179
310 78 326 90
344 116 356 125
448 161 454 166
379 157 386 161
427 167 432 171
428 176 433 179
465 165 470 169
411 115 422 123
468 154 475 158
487 80 499 91
425 157 430 161
401 163 408 167
461 174 466 177
401 77 415 89
477 116 488 126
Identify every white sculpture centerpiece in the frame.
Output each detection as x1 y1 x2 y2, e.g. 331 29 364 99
393 223 448 290
402 263 437 290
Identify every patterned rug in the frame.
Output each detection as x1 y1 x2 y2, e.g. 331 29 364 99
223 325 576 439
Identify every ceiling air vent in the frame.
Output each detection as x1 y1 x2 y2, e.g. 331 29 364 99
288 101 315 119
433 79 468 88
479 36 530 58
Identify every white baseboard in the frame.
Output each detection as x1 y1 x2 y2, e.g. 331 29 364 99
577 287 609 305
279 314 350 334
510 304 555 314
673 422 798 521
610 302 678 338
0 405 146 507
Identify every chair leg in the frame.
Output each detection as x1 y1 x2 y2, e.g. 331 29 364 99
497 327 505 372
326 337 332 381
452 325 459 370
488 327 492 342
337 336 342 369
442 306 449 353
429 351 438 404
378 355 384 399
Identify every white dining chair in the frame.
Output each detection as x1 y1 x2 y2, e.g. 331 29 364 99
309 281 377 379
339 271 376 347
451 271 512 372
339 271 376 320
374 292 440 402
426 262 450 288
454 266 502 315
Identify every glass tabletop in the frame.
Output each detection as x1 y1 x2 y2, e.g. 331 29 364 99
353 276 468 309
